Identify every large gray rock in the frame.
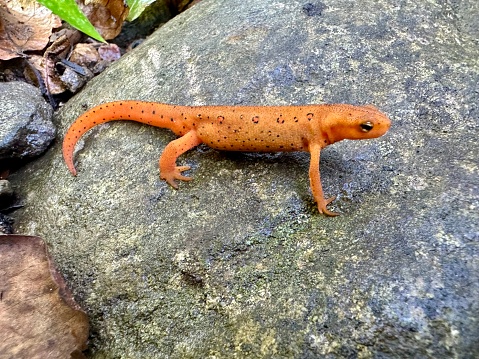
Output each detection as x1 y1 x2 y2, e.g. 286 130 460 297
10 0 479 357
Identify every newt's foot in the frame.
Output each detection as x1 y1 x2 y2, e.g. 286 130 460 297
160 166 192 189
317 196 339 217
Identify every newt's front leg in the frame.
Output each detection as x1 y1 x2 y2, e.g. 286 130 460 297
159 130 203 188
309 143 338 216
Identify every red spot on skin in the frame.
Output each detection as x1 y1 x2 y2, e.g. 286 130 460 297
217 116 224 124
252 116 259 123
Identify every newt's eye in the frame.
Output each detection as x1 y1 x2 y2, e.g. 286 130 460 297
360 121 374 132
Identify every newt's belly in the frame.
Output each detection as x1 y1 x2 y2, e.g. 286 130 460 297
194 112 312 152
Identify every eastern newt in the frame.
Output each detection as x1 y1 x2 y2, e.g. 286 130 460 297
63 101 391 216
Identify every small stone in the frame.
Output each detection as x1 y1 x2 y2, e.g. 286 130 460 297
0 81 55 161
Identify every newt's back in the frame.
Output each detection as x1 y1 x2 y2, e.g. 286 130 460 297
193 105 328 152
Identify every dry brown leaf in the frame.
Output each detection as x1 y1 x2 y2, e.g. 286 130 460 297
0 235 89 358
24 33 83 94
79 0 129 40
69 43 101 67
0 0 61 60
25 54 67 94
44 33 81 94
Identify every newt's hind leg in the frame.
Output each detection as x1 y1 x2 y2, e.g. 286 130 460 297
159 130 202 188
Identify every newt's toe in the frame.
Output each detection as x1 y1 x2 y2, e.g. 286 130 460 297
318 196 339 216
160 166 192 189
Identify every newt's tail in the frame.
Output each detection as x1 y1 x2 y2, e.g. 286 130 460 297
62 101 187 176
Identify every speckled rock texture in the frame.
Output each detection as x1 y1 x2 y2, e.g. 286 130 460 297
10 0 478 357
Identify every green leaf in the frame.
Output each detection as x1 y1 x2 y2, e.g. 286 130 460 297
37 0 105 42
126 0 156 21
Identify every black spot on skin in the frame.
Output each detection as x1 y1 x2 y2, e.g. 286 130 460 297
252 116 259 124
307 113 314 121
153 111 156 115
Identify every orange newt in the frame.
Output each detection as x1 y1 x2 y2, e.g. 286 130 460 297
63 101 391 216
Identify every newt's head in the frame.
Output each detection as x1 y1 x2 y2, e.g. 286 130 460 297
322 105 391 144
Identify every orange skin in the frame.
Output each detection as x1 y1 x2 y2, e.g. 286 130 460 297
63 101 391 216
